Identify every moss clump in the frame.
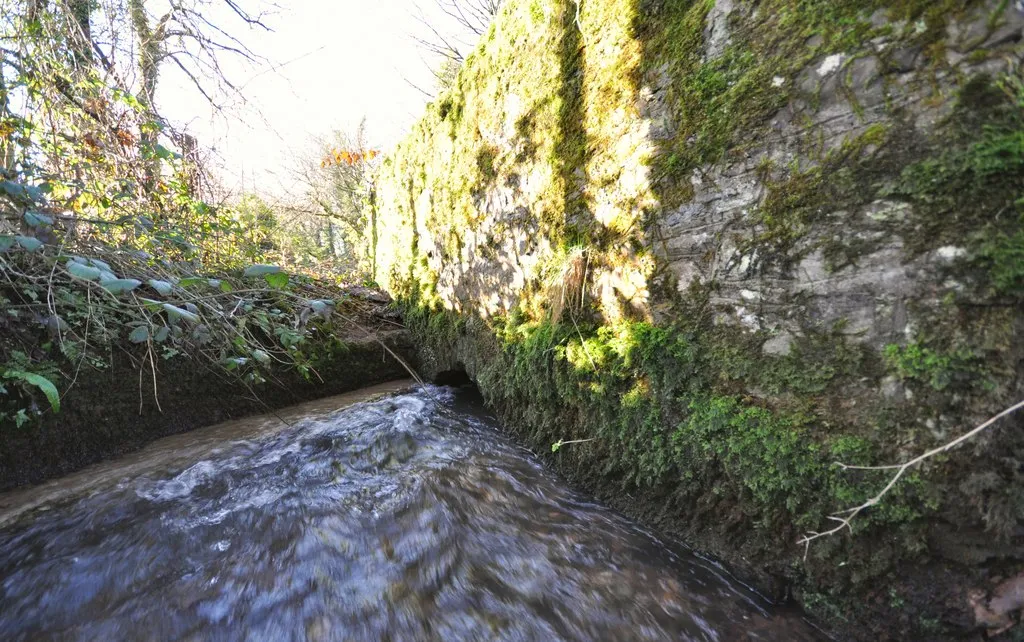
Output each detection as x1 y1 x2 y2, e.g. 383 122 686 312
883 342 991 392
710 320 871 396
888 74 1024 291
373 0 587 301
637 0 988 213
975 212 1024 295
750 123 894 266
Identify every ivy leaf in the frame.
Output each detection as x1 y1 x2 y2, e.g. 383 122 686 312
154 144 181 160
0 235 15 251
223 357 248 370
251 349 271 364
219 280 234 293
15 236 42 252
0 180 33 204
178 277 208 288
45 315 68 334
66 261 102 281
308 299 335 320
243 264 282 278
264 272 289 289
162 303 200 323
23 211 53 228
309 299 335 314
154 326 170 343
101 279 142 295
129 325 150 343
3 370 60 413
88 258 113 272
0 180 25 199
147 279 173 296
23 184 44 203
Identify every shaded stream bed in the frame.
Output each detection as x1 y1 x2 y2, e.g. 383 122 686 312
0 381 823 640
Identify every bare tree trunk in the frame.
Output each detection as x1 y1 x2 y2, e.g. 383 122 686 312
369 182 377 278
0 58 14 174
65 0 92 69
128 0 162 193
325 220 336 257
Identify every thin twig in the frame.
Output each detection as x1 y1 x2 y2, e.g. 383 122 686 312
799 399 1024 558
559 438 595 446
337 309 424 385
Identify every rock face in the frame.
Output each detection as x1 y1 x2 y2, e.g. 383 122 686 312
373 0 1024 639
651 5 1020 351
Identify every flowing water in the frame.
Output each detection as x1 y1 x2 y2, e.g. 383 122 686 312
0 381 823 641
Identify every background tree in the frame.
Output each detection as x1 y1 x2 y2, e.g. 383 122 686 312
285 121 379 277
410 0 502 92
124 0 273 191
0 0 277 255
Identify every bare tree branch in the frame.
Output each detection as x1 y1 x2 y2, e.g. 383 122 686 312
408 0 503 94
221 0 273 30
799 399 1024 558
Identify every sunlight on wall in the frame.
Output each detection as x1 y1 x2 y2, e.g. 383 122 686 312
372 0 660 322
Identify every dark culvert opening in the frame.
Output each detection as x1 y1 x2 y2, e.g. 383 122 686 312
433 365 472 387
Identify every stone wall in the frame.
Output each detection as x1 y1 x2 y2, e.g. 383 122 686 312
374 0 1024 638
652 3 1023 353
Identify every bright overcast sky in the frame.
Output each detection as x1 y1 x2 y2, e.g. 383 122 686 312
155 0 463 198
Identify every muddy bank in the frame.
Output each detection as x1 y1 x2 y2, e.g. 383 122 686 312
0 331 416 491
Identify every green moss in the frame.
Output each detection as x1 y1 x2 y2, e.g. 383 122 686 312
475 144 500 183
883 342 989 392
402 287 933 560
750 123 896 266
802 590 850 623
639 0 892 211
401 293 467 348
888 74 1024 294
975 210 1024 295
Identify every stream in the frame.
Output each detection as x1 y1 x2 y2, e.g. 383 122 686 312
0 381 823 641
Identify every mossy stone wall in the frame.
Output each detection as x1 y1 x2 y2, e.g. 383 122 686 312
374 1 1024 638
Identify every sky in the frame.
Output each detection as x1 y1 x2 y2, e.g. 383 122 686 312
155 0 469 198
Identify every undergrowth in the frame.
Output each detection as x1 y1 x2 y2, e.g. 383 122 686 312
0 208 390 429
